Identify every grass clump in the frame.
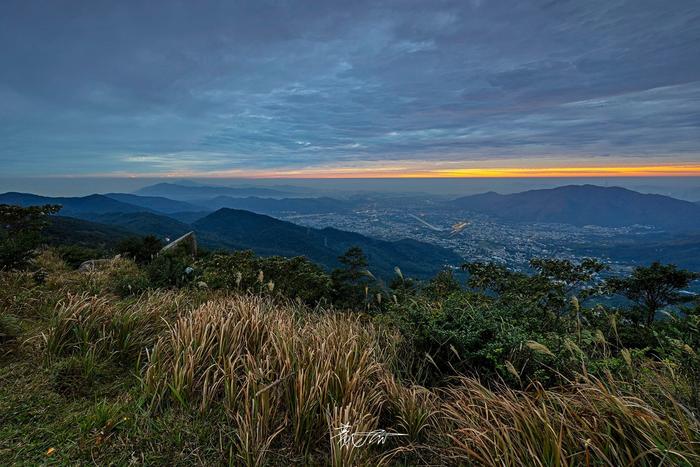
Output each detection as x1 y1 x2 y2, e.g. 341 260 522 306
143 295 391 464
44 289 197 364
439 376 700 466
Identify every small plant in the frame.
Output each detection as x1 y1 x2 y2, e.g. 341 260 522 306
51 349 103 396
383 376 436 442
0 311 21 343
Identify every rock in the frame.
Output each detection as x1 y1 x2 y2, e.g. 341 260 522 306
78 258 113 272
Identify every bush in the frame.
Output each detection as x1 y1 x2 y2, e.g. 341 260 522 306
384 291 537 384
196 251 332 305
44 290 190 365
146 253 194 288
331 247 375 311
108 258 151 296
31 248 70 274
143 295 391 462
115 235 163 264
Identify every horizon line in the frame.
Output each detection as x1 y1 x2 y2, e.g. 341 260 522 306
15 163 700 179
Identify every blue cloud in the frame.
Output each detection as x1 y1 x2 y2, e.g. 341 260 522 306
0 0 699 175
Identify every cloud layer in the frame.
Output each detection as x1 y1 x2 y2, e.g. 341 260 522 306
1 0 699 176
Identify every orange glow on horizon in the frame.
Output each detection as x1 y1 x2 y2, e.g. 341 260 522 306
213 164 700 179
426 164 700 178
57 163 700 179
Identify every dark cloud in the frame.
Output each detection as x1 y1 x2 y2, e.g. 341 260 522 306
0 0 699 175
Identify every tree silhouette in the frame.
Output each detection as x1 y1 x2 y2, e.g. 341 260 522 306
0 203 61 269
607 262 698 325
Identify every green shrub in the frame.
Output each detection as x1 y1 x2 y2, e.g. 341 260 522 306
330 247 377 311
108 259 151 296
51 351 104 396
0 311 21 343
115 235 163 264
146 253 193 288
196 251 332 305
384 291 538 383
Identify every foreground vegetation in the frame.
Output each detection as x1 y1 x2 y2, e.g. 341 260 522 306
1 204 700 465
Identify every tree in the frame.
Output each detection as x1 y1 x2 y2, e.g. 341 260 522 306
0 204 61 269
423 268 461 301
607 262 698 325
331 246 373 310
529 258 607 301
462 262 523 295
463 258 607 336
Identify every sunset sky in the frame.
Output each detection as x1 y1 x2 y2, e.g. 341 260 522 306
1 0 699 178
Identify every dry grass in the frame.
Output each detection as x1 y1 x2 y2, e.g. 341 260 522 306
142 295 391 464
43 289 197 363
138 294 700 465
439 376 700 466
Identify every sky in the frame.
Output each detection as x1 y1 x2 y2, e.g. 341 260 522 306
1 0 700 179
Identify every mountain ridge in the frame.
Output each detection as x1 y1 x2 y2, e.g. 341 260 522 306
0 192 153 217
448 185 700 231
104 193 201 214
202 195 352 214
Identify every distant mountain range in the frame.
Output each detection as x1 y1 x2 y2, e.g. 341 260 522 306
133 182 295 200
0 192 205 220
203 196 353 214
449 185 700 231
104 193 200 213
5 183 700 273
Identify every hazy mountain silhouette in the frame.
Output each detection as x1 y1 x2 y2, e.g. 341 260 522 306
133 182 293 200
203 196 353 214
105 193 201 214
449 185 700 231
